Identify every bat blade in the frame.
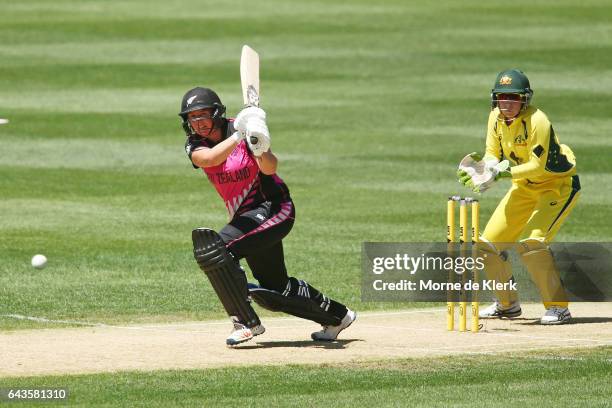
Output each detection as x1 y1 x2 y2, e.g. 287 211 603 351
240 45 260 107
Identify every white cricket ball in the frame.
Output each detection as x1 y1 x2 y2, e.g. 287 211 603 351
0 118 9 125
31 254 47 269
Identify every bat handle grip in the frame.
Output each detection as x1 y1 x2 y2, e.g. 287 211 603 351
243 103 260 145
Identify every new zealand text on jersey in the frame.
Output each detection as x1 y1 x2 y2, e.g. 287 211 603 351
208 168 252 184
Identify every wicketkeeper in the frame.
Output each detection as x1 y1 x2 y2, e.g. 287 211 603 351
179 87 356 346
457 69 580 324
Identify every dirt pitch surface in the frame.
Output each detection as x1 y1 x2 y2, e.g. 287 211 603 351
1 303 611 377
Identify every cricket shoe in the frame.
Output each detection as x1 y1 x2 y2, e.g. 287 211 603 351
311 309 356 341
541 306 571 325
479 301 522 319
226 323 252 347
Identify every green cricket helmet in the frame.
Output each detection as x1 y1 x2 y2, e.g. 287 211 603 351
491 69 533 110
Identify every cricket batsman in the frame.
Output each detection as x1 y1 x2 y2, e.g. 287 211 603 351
457 69 580 324
179 87 356 346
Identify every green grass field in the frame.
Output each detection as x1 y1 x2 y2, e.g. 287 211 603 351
1 0 611 405
2 0 610 328
1 347 610 407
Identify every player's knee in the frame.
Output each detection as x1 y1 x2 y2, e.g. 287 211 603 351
517 238 548 256
257 277 288 293
285 277 314 298
257 277 314 299
476 239 513 284
192 228 231 271
476 239 503 258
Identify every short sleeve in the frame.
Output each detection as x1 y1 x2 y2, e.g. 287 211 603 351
185 137 208 169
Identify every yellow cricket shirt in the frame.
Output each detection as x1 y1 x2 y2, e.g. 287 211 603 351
485 106 576 183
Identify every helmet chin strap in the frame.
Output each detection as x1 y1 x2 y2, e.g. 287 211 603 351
496 106 520 124
192 126 214 139
203 124 215 138
496 95 525 121
189 116 217 139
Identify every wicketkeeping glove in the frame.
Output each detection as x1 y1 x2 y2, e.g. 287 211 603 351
456 152 482 187
457 152 511 193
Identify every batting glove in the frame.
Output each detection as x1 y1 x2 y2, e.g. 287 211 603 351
248 133 271 157
234 106 266 134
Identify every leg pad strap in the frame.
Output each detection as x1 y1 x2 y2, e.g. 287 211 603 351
248 284 341 326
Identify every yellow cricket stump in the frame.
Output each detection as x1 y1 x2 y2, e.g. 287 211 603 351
471 199 480 333
447 196 480 333
446 197 456 331
459 199 468 332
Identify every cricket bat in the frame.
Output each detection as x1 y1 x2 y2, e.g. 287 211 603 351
240 45 260 143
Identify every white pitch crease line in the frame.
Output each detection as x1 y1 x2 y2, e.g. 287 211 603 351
1 313 320 334
0 314 222 334
1 314 100 327
2 309 447 330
